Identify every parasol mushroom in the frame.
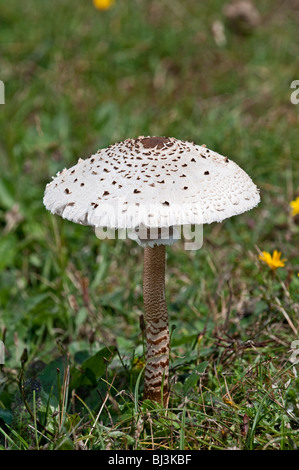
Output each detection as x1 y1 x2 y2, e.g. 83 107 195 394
43 136 260 404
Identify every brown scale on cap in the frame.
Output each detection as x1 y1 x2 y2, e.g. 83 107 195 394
140 137 170 149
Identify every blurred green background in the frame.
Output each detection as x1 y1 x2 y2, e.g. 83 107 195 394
1 0 298 373
0 0 298 450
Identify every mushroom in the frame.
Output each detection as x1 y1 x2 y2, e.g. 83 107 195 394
43 136 260 404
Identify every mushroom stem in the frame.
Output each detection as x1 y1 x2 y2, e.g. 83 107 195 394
143 244 170 404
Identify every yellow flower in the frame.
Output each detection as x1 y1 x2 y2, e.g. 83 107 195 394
222 394 239 409
93 0 114 10
290 197 299 217
133 357 145 371
259 250 287 271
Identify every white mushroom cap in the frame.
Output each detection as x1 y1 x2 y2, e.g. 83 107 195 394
43 136 260 243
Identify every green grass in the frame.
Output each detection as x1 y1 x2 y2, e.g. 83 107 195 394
0 0 298 450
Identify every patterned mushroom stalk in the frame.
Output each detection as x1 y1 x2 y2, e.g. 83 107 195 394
44 136 260 404
143 244 169 403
